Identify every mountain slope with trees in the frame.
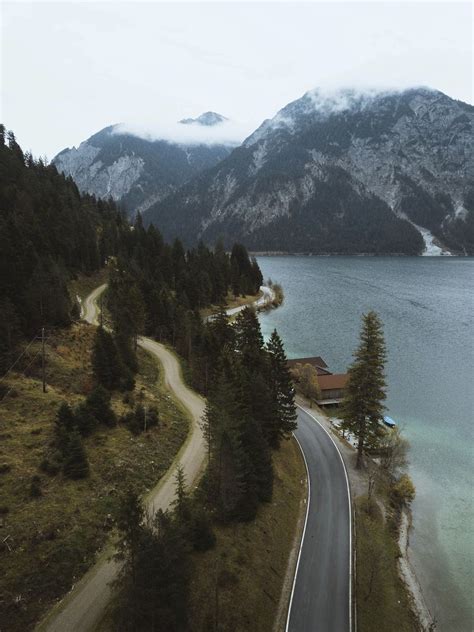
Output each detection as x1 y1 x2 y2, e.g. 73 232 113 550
53 114 234 217
144 87 473 254
1 127 303 632
0 125 130 372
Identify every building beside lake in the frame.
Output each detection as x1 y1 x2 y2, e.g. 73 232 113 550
287 356 348 407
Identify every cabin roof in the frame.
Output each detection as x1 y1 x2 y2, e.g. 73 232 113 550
318 374 349 390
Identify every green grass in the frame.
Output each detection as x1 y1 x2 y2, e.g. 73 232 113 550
355 496 420 632
0 323 189 632
186 437 306 632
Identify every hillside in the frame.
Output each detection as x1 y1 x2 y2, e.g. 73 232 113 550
144 87 474 254
53 113 234 217
0 318 189 632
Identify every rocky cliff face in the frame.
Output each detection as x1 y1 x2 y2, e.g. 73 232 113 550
53 113 234 216
144 88 474 254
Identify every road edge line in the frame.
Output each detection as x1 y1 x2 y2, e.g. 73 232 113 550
284 430 311 632
296 404 354 632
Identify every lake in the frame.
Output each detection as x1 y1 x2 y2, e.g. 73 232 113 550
256 256 474 632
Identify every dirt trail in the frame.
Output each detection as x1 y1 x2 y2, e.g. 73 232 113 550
37 286 206 632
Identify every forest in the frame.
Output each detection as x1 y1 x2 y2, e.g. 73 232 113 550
0 129 297 631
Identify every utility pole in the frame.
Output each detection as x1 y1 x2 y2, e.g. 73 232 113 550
144 405 148 433
99 293 104 328
41 327 46 393
214 560 220 632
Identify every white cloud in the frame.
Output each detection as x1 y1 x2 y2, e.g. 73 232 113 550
2 2 472 157
113 117 254 146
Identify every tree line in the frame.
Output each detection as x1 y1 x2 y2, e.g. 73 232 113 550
0 127 262 384
111 309 297 630
0 126 129 372
103 214 263 395
0 128 298 630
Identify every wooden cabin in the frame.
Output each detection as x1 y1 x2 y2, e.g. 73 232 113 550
287 356 348 407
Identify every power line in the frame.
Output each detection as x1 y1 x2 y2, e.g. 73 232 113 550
0 348 43 401
0 333 40 384
0 332 54 401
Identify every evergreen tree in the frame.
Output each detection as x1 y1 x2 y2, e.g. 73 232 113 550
55 402 76 443
114 504 191 632
0 298 21 371
173 464 187 520
234 307 265 370
91 327 123 390
266 330 297 447
62 429 89 479
115 488 144 575
86 385 116 427
203 366 254 521
75 402 97 436
341 311 387 468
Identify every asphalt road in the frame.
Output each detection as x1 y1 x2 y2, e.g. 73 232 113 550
287 406 352 632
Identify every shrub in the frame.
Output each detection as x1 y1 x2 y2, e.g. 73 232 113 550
30 475 43 498
86 386 116 427
40 455 62 476
390 474 416 508
62 430 89 480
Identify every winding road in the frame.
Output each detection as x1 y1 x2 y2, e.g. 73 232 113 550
287 405 352 632
38 285 206 632
40 283 351 631
39 283 274 631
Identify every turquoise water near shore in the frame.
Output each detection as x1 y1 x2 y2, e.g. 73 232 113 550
256 256 474 631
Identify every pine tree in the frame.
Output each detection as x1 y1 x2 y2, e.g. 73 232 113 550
0 298 21 371
266 330 297 447
234 307 265 370
75 402 97 436
92 327 123 390
173 464 187 519
86 385 116 427
203 366 254 521
341 311 387 468
62 429 89 479
114 504 191 632
55 402 76 445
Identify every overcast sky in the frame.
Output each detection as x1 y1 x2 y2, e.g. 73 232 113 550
1 1 472 158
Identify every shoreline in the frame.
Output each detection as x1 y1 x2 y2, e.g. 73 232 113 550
251 251 466 257
398 510 436 631
293 397 433 631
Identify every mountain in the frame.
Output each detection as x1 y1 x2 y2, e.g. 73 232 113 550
53 112 234 216
144 87 474 254
179 112 228 126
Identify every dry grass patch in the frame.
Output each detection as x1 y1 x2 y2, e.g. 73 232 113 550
187 437 306 632
0 323 188 632
355 496 420 632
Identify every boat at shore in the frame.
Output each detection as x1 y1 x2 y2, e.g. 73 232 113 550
383 415 397 428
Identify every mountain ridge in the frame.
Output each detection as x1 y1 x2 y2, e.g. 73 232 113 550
144 87 474 254
53 113 234 216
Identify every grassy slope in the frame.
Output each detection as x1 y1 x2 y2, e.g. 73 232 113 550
187 437 306 632
355 497 420 631
0 322 189 632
